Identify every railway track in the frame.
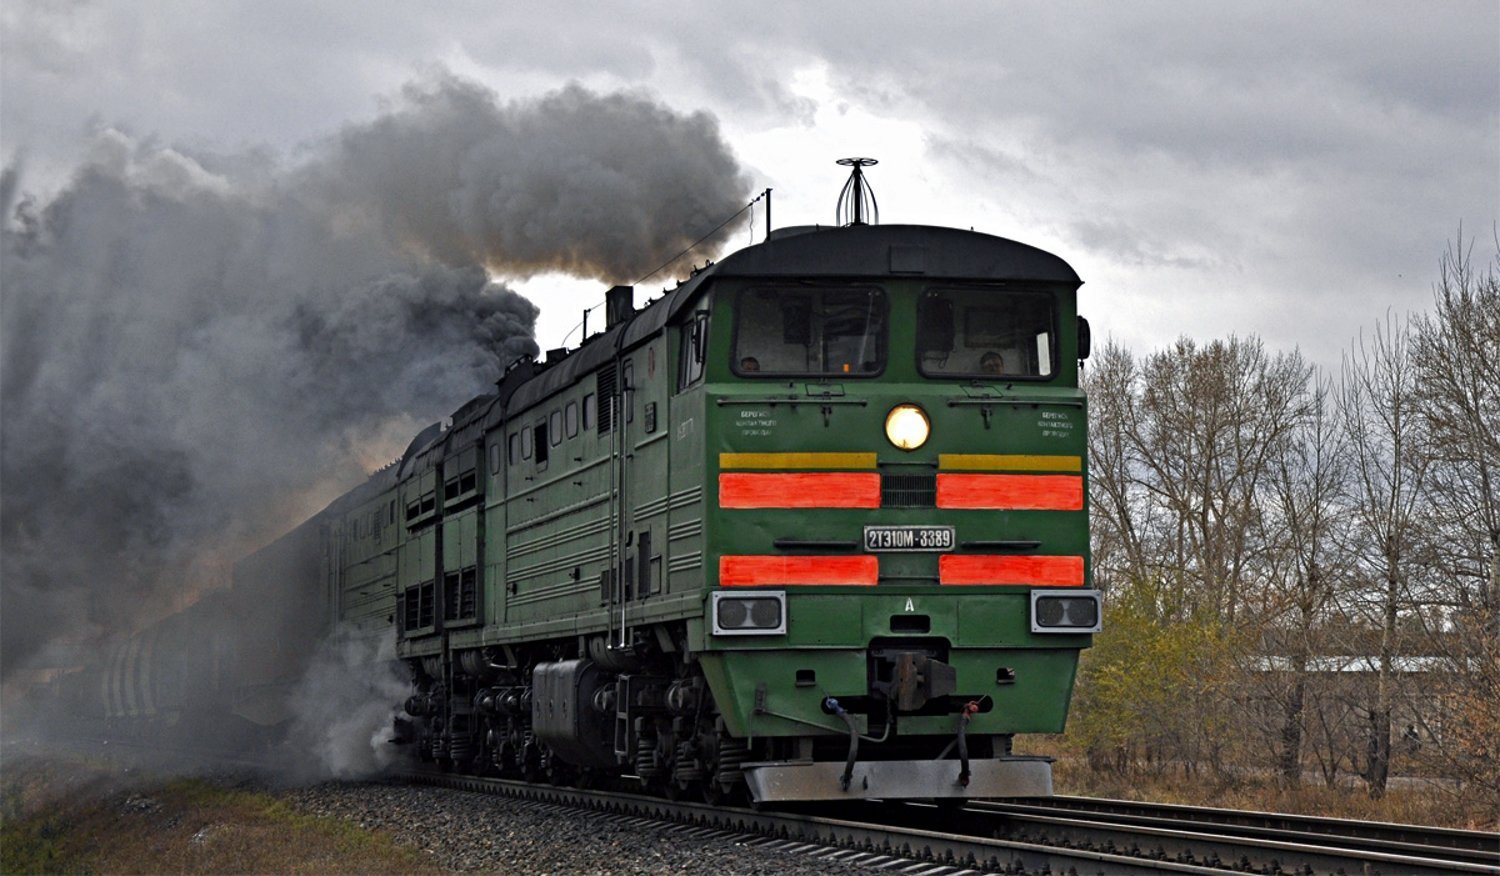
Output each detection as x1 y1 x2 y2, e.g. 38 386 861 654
408 769 1499 875
979 796 1498 865
867 797 1498 875
26 737 1493 874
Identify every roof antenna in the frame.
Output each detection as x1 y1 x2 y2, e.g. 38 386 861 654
836 157 879 226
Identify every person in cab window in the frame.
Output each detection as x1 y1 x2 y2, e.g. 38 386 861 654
740 356 760 372
980 351 1004 374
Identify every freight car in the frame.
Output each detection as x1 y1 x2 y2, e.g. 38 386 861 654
91 480 357 746
95 162 1101 803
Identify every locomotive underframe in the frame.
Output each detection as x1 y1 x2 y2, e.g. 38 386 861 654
398 602 1081 801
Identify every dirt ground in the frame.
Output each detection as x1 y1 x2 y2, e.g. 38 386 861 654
1 753 436 875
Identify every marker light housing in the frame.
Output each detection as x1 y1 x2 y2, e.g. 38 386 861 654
885 404 931 451
711 591 787 636
1030 590 1103 634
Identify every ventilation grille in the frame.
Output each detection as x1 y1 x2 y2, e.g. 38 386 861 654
404 581 435 631
444 568 478 621
881 472 936 508
596 365 617 434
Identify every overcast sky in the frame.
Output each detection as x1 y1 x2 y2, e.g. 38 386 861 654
4 1 1497 371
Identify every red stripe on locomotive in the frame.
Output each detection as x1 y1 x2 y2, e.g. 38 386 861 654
935 474 1083 510
719 472 882 508
719 555 880 586
939 554 1086 586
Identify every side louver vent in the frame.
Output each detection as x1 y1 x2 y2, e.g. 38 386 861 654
596 364 616 434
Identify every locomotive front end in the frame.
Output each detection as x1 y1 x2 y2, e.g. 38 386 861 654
694 225 1097 801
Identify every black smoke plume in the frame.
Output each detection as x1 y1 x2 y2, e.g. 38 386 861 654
1 76 749 679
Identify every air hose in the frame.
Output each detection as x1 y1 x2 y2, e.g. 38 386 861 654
823 697 859 792
956 699 981 787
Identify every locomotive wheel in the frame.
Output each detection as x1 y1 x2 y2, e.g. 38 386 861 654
696 731 723 805
704 777 749 806
700 778 723 805
520 744 544 783
544 760 572 786
697 724 749 805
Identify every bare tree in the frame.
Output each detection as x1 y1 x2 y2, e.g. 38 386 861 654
1078 336 1313 778
1412 236 1499 605
1338 313 1427 798
1260 374 1351 783
1074 251 1496 814
1130 337 1310 621
1305 683 1363 787
1409 236 1500 812
1084 341 1154 595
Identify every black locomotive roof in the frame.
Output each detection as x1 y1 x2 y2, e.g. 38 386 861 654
503 224 1079 416
704 223 1080 284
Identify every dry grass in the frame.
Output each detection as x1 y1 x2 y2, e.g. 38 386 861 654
1025 736 1497 831
1 755 438 875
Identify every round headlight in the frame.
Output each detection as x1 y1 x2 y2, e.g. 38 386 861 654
718 599 749 629
1036 598 1066 627
885 404 930 451
749 598 781 629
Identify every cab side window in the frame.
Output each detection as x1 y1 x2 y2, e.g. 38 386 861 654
534 421 549 465
678 312 709 390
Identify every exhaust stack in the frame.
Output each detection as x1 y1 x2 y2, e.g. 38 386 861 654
605 285 634 328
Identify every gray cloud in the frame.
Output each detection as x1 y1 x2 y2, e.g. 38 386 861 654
0 76 749 675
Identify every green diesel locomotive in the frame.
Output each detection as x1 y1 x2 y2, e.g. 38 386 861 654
94 168 1099 803
331 204 1102 802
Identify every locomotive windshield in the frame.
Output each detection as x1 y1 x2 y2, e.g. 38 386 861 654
733 286 886 376
917 287 1056 378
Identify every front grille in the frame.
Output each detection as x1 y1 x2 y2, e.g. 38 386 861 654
881 472 936 508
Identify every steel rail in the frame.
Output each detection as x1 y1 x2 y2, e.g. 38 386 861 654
986 795 1500 861
855 797 1498 876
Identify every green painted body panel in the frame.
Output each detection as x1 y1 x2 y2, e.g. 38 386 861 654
334 492 401 636
705 592 1086 736
702 645 1080 738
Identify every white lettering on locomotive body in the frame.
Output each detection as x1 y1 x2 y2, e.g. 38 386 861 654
1038 410 1075 440
864 526 955 552
734 408 776 436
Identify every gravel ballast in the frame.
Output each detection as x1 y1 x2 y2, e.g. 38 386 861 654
279 781 891 874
